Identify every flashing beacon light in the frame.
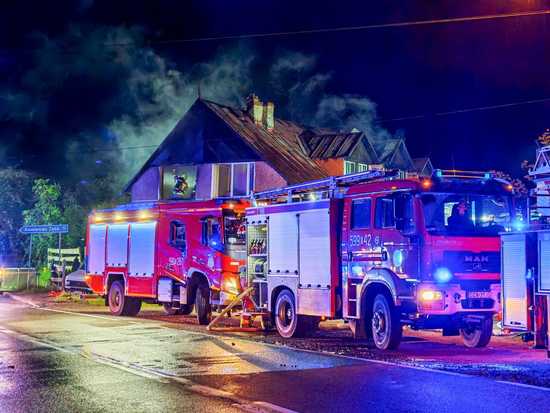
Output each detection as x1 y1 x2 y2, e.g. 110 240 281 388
434 267 453 283
421 179 432 190
506 184 514 191
512 219 525 231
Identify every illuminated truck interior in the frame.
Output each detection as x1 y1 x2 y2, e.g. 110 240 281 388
421 192 513 236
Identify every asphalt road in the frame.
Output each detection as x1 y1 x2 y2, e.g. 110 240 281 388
1 294 549 413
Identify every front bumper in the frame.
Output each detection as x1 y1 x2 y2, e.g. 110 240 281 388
416 282 500 315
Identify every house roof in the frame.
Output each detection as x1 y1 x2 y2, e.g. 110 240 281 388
412 157 431 170
125 97 421 192
201 99 327 184
300 131 364 159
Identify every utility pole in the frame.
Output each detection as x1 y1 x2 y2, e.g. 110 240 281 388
28 235 32 268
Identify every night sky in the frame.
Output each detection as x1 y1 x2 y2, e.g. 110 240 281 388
1 0 549 186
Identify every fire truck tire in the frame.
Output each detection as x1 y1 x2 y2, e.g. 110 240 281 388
108 281 141 317
370 294 402 350
460 315 493 348
195 284 211 325
124 298 142 317
274 289 313 338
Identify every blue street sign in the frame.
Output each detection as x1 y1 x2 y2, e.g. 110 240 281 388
19 224 69 234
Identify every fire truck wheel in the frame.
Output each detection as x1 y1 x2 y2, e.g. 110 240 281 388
108 281 141 317
274 290 313 338
371 294 402 350
124 298 142 317
460 316 493 348
195 284 211 325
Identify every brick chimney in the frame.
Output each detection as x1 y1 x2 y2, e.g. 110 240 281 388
246 94 275 131
246 94 264 126
264 101 274 131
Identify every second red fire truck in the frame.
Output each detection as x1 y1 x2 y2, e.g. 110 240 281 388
85 169 514 349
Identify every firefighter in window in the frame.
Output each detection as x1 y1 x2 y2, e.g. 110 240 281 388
447 200 474 232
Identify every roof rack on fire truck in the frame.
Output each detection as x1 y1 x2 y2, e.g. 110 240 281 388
432 169 495 180
431 169 512 186
251 169 402 204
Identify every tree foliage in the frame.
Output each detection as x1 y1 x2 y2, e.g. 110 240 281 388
23 179 63 266
0 168 35 265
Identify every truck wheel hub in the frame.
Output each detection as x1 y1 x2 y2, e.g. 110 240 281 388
373 311 385 333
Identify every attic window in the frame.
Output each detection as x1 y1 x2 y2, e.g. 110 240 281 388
212 163 255 198
344 161 356 175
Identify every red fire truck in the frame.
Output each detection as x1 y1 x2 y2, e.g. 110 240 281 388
244 169 514 349
84 199 247 324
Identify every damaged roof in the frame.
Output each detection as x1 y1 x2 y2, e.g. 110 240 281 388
300 131 364 159
201 99 327 183
125 97 419 191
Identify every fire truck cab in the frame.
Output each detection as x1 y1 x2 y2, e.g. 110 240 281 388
85 199 247 324
246 170 514 349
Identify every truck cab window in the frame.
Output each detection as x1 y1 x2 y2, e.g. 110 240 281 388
351 199 371 229
169 221 186 253
375 197 395 228
201 217 223 250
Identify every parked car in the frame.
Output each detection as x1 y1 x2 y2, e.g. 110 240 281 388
64 269 93 294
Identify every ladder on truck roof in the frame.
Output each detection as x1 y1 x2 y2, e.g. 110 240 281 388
251 169 402 203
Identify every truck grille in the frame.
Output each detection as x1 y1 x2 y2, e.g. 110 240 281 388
444 251 500 274
461 298 495 309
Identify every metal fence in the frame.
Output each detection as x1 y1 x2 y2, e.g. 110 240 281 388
0 268 38 292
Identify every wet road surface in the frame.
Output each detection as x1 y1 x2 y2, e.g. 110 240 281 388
1 294 549 412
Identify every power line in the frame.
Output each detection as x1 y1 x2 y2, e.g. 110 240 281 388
5 9 548 53
106 9 550 46
379 97 550 123
3 95 548 161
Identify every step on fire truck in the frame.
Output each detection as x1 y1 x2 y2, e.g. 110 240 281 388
84 199 248 324
244 169 515 349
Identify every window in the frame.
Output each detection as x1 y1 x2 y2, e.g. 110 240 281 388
351 199 371 229
169 221 186 253
375 197 395 228
201 217 223 250
212 163 255 197
344 161 356 175
357 163 369 172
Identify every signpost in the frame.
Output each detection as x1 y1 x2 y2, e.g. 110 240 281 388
19 224 69 268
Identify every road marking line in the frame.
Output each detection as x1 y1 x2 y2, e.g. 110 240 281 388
238 401 299 413
0 323 297 413
496 380 550 392
7 294 550 394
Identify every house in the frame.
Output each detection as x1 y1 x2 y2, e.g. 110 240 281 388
126 94 431 202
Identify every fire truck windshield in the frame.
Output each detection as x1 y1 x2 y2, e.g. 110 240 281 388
421 192 512 236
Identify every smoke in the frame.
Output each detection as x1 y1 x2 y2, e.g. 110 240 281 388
0 26 394 194
266 50 392 140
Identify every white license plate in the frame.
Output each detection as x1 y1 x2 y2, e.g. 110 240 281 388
467 291 492 299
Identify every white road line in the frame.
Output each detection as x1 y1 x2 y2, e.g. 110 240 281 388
496 380 550 392
6 293 550 395
0 323 297 413
238 401 299 413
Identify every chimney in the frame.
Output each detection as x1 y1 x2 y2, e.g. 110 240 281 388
246 94 264 126
264 101 274 131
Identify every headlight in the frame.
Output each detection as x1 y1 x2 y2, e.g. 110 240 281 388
420 290 443 301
